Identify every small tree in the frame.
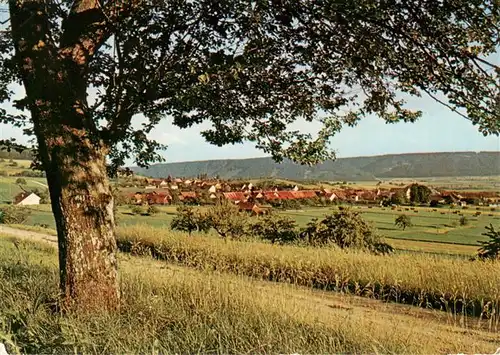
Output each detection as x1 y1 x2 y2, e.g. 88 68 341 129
251 213 298 244
459 215 469 226
0 206 31 225
395 214 413 230
205 200 249 240
171 206 210 236
299 208 389 253
147 205 160 216
15 178 26 185
477 224 500 260
131 206 144 216
390 191 406 205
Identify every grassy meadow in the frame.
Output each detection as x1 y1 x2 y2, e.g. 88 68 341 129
1 235 499 354
116 225 500 318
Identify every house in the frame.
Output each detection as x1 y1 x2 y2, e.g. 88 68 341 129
208 185 217 193
237 202 268 216
180 191 197 201
159 180 169 187
152 180 163 187
145 191 172 205
359 190 377 201
184 179 192 186
131 192 144 204
209 193 217 199
15 192 41 206
170 184 179 190
145 185 156 190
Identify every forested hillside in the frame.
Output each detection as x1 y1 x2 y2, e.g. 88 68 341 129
131 151 500 180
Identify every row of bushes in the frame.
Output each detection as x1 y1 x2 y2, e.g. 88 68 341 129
116 225 500 318
170 202 393 254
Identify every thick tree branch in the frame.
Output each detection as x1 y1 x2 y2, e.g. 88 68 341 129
59 0 143 63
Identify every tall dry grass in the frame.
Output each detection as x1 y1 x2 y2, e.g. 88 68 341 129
117 224 500 322
0 236 499 354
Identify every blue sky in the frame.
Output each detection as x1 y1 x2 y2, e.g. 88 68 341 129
0 89 498 164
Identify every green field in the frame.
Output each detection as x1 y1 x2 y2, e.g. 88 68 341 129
11 203 499 257
281 206 500 246
0 176 48 203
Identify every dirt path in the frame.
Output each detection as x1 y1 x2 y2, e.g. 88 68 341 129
0 225 57 244
29 180 48 188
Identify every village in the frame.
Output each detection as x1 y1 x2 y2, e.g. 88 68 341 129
117 175 500 214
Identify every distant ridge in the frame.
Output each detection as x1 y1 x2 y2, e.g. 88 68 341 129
131 151 500 181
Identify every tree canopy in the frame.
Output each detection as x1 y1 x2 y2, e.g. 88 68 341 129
0 0 499 169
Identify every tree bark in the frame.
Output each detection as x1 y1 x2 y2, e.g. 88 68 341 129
9 0 120 311
45 134 119 312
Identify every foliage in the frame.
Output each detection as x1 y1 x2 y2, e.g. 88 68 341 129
390 191 407 205
429 200 440 208
409 184 432 204
0 206 31 224
170 206 210 236
147 205 160 216
250 213 299 244
395 215 413 230
14 170 45 178
2 2 499 170
477 224 500 260
270 199 302 210
29 188 50 204
131 206 145 216
205 200 249 240
459 216 469 226
112 189 130 207
299 208 386 253
15 178 26 185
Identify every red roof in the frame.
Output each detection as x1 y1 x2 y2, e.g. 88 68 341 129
180 191 197 198
263 191 279 200
277 191 295 200
291 190 317 199
223 192 246 201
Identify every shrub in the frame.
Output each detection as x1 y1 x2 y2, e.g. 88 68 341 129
147 205 160 216
250 213 299 244
205 200 249 240
131 205 144 215
0 170 7 176
15 177 26 185
477 224 500 260
459 216 469 226
0 206 31 224
171 206 210 236
394 215 413 230
299 208 389 253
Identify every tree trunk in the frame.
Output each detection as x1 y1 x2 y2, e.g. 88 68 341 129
44 134 119 311
8 0 120 312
